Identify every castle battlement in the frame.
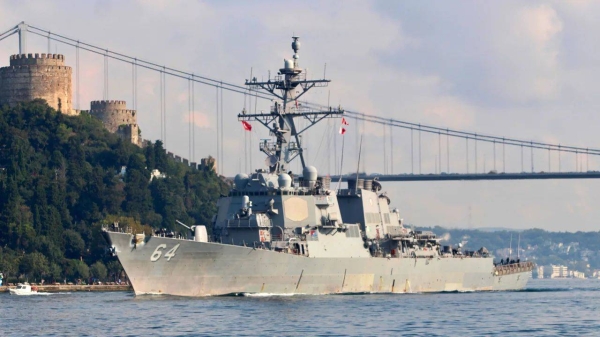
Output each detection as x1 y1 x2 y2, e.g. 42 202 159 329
9 53 66 66
90 100 138 135
91 100 128 109
0 53 73 114
0 65 72 72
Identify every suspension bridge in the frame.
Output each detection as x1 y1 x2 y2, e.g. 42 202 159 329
1 21 599 181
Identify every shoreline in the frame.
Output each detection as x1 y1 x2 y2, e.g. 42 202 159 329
0 284 132 293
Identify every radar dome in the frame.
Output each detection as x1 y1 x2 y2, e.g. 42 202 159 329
303 165 318 182
278 173 292 189
284 59 294 69
234 173 249 190
292 39 301 52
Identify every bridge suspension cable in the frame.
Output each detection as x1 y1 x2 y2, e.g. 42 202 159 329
24 24 276 101
6 22 600 165
0 26 17 42
300 101 600 157
341 109 600 156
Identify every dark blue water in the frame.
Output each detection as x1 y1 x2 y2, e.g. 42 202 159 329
1 279 599 336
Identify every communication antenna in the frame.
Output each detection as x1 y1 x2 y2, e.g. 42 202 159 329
355 135 363 193
239 36 342 174
509 233 513 260
335 131 346 191
517 233 521 260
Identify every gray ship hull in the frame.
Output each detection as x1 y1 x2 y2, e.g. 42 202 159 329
105 232 531 296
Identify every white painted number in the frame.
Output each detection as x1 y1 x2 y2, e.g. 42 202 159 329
164 244 180 261
150 244 167 262
150 244 180 262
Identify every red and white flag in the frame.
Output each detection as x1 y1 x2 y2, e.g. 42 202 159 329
241 121 252 131
339 117 349 135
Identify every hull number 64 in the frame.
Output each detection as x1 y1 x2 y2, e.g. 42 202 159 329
150 244 181 262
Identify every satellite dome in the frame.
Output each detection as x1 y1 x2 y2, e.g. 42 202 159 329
234 173 249 190
278 173 292 189
303 165 318 182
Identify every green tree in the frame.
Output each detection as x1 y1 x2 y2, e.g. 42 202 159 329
64 230 85 259
105 260 123 282
48 262 63 283
19 252 49 280
90 261 107 281
0 101 228 280
65 259 89 281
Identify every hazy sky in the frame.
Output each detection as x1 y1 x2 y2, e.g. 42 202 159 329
1 0 600 231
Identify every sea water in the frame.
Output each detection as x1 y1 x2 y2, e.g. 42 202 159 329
1 279 599 336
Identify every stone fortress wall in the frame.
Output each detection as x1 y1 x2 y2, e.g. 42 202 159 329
117 124 141 147
0 53 143 146
90 100 138 133
90 100 140 146
0 53 220 161
0 53 74 115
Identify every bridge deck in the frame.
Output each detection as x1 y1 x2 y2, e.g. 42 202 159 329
330 171 600 182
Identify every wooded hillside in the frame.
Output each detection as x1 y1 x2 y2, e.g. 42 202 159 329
0 100 228 283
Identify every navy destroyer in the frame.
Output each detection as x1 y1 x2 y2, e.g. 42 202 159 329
103 37 534 296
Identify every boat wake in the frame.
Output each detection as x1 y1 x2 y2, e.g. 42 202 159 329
12 292 52 296
241 292 302 297
516 287 581 293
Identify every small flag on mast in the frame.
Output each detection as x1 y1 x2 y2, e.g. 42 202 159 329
339 117 349 135
241 121 252 131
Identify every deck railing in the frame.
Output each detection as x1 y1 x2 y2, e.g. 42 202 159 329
494 261 535 276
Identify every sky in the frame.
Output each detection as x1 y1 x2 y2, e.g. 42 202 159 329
1 0 600 231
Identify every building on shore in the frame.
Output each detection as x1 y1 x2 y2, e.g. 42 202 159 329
569 270 586 279
548 265 569 278
535 266 544 279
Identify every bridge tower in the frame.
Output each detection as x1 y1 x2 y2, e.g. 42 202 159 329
0 53 74 115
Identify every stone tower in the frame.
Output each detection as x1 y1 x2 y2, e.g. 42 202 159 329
90 100 141 146
0 53 74 115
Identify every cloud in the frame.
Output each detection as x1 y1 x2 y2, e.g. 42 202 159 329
183 111 211 128
466 4 563 104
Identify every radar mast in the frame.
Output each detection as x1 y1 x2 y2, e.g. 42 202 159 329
239 36 343 173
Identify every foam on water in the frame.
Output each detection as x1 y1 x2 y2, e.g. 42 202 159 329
241 292 298 297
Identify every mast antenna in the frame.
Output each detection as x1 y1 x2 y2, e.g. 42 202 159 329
239 36 343 174
509 233 513 260
355 135 363 194
517 233 521 260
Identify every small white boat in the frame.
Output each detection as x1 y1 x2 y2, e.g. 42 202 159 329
9 283 38 295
